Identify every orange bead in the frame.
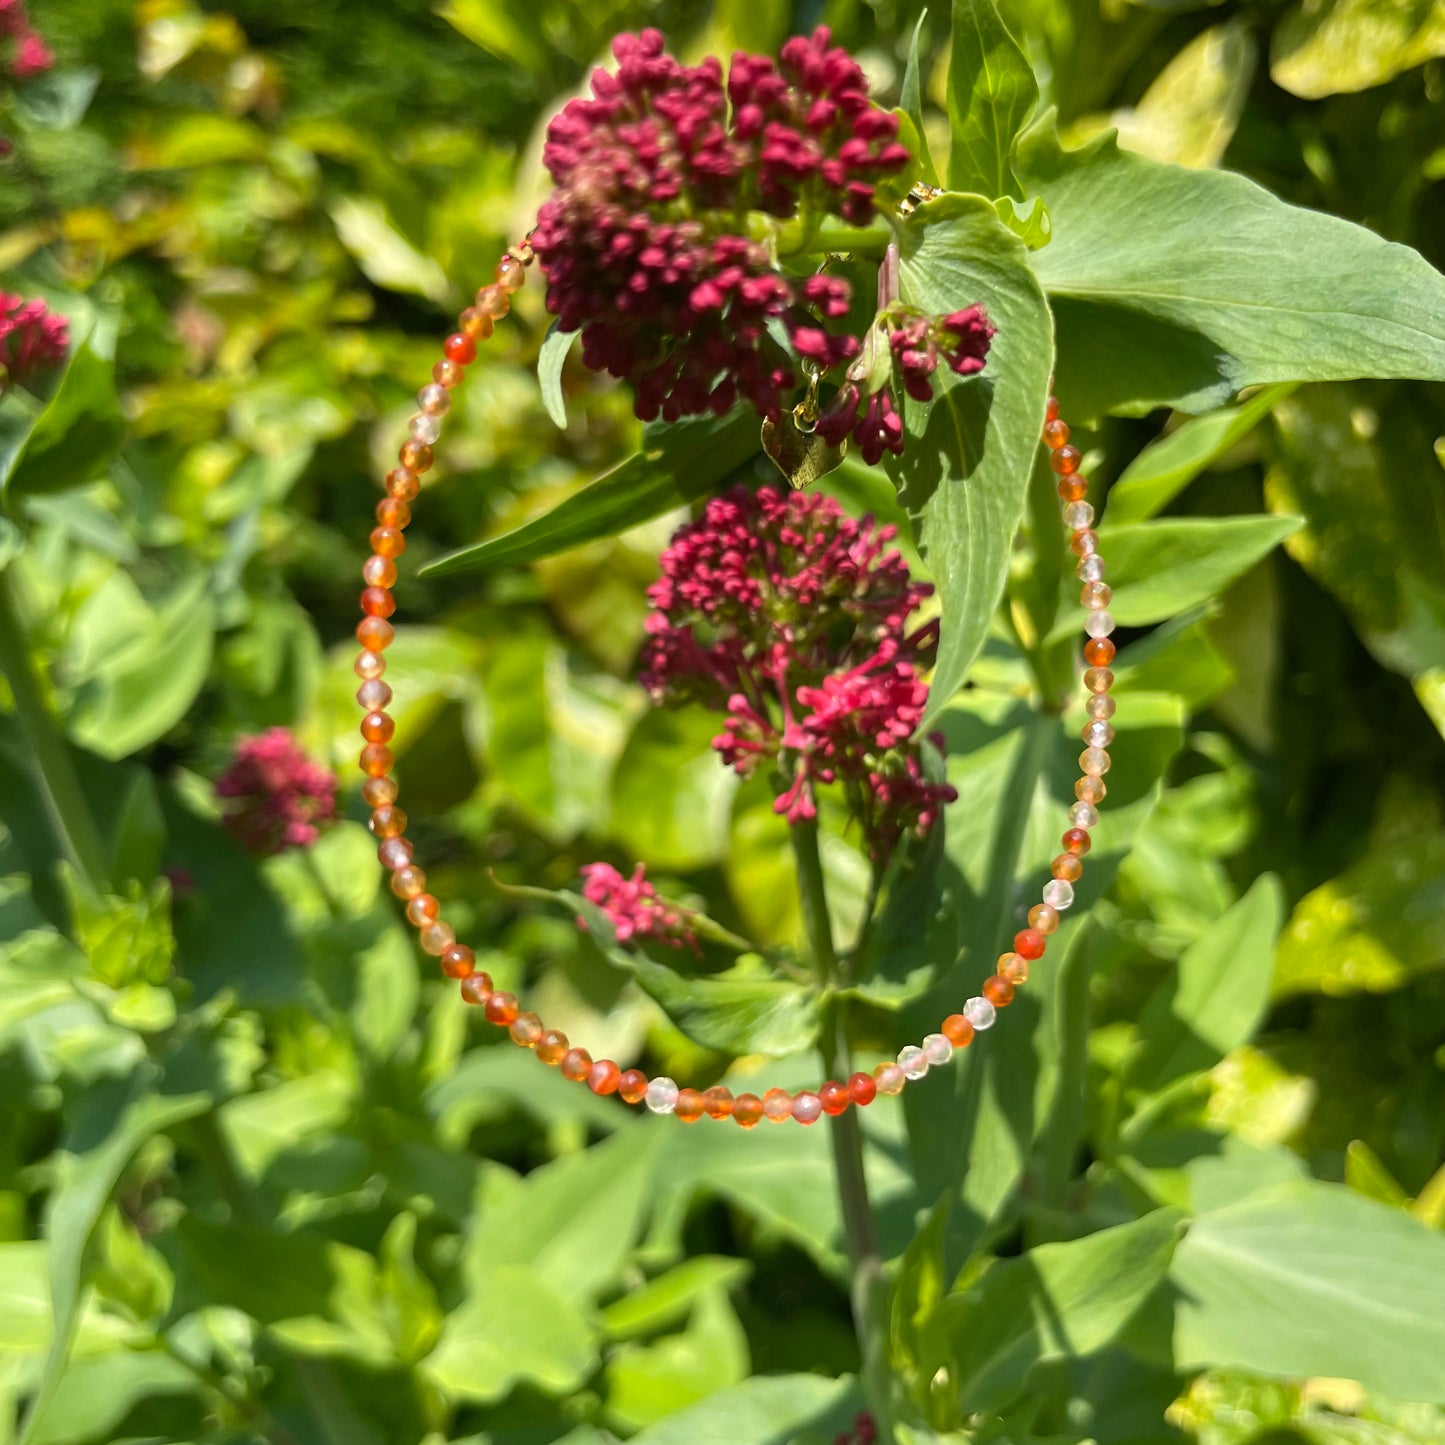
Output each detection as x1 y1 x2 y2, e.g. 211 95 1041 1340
536 1030 568 1066
984 974 1016 1007
588 1059 621 1095
475 284 509 319
1000 953 1029 984
496 254 526 291
732 1093 763 1128
391 865 426 899
484 991 519 1026
1076 775 1107 804
1063 827 1091 855
1046 395 1060 422
1028 904 1059 934
1084 637 1116 667
675 1088 705 1122
1083 667 1114 695
356 616 394 651
375 498 410 530
385 466 419 499
819 1080 850 1116
441 944 475 979
509 1012 542 1045
362 776 397 807
1057 475 1089 503
702 1085 734 1119
1052 853 1084 882
371 526 406 558
1014 929 1046 961
618 1070 647 1105
363 553 399 587
1042 418 1069 449
406 893 439 926
433 359 465 389
1050 445 1081 475
1070 529 1100 558
763 1087 793 1122
370 804 406 839
360 743 393 777
561 1048 592 1081
360 711 394 745
458 307 494 341
943 1013 975 1048
847 1072 877 1106
399 441 433 473
443 333 476 364
459 971 492 1006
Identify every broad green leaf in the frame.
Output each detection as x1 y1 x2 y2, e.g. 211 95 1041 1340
0 1239 143 1356
625 1372 862 1445
1018 125 1445 419
25 1350 196 1445
328 196 452 304
937 1209 1184 1416
378 1213 443 1365
600 1256 753 1340
538 321 576 429
1271 0 1445 99
947 0 1039 198
421 411 758 578
219 1071 355 1181
1128 874 1283 1093
891 194 1053 719
1172 1182 1445 1401
1108 384 1297 524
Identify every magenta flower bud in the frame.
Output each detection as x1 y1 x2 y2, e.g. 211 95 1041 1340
578 862 699 952
215 729 339 857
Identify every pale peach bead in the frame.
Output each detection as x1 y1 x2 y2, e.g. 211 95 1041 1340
873 1062 906 1095
420 921 456 956
1028 903 1059 934
406 894 440 926
496 254 526 291
355 650 386 680
362 776 397 807
357 679 391 711
362 555 397 588
509 1012 543 1047
377 837 413 871
475 284 509 319
391 866 426 900
1000 953 1030 984
762 1087 793 1122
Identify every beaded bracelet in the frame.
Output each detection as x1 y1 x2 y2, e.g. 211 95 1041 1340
353 245 1116 1128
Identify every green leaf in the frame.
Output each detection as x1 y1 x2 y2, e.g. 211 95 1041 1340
625 1373 862 1445
1128 875 1284 1094
538 321 576 429
26 1350 196 1445
993 194 1052 249
328 196 453 305
421 410 758 578
937 1209 1185 1416
891 194 1053 719
378 1212 443 1365
900 14 938 186
1108 384 1298 524
1171 1182 1445 1401
600 1256 753 1340
947 0 1039 198
1270 0 1445 99
1018 124 1445 419
438 0 547 69
1345 1140 1411 1211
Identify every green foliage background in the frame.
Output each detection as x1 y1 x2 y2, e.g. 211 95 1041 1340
1 1 1444 1444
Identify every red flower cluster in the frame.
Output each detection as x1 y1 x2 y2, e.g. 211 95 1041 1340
1 0 53 80
0 291 68 388
643 486 956 860
579 862 699 952
532 28 909 424
216 728 339 856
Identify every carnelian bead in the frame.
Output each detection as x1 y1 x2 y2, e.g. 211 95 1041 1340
406 893 439 926
458 307 493 340
377 837 413 871
1000 953 1030 984
1046 395 1060 422
385 467 420 500
1042 418 1070 449
433 359 465 389
942 1013 975 1048
363 554 398 588
442 944 476 979
1083 667 1114 695
485 991 519 1026
391 864 426 898
536 1030 568 1066
819 1080 850 1116
370 805 406 838
762 1087 793 1122
561 1048 592 1081
371 526 406 558
360 743 393 777
1076 775 1107 805
732 1093 763 1128
362 776 397 808
361 710 394 744
356 616 394 652
618 1070 647 1105
496 254 526 291
443 333 476 364
1028 904 1059 934
459 972 492 1005
399 441 433 473
1052 853 1084 882
1062 827 1092 855
375 499 410 531
509 1012 542 1045
848 1072 877 1106
588 1060 621 1095
1050 445 1081 475
1084 637 1116 667
1070 529 1099 558
701 1085 734 1119
1058 475 1089 503
675 1088 705 1123
1015 929 1047 961
421 920 456 957
984 975 1016 1007
475 284 509 319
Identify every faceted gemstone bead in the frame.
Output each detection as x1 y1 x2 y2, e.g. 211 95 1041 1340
763 1087 794 1122
1043 878 1076 909
1064 502 1095 531
370 804 406 838
1076 774 1107 803
433 359 465 389
1042 418 1069 449
363 553 399 586
848 1072 877 1106
376 496 411 528
443 333 476 364
873 1062 906 1095
1081 581 1110 609
1062 827 1092 855
1083 637 1116 667
420 921 455 956
475 284 510 319
409 413 441 446
645 1076 679 1114
922 1032 953 1067
792 1091 823 1124
371 526 406 557
942 1013 975 1048
405 893 439 926
361 711 394 744
733 1093 764 1128
561 1048 593 1082
358 679 392 711
999 952 1030 984
898 1045 928 1080
398 441 433 473
458 307 494 341
1077 554 1106 582
1071 533 1100 562
1084 725 1115 754
496 254 526 291
1046 395 1060 422
357 616 394 652
360 743 393 777
391 865 426 899
484 991 519 1025
1014 928 1046 960
983 975 1015 1008
675 1088 705 1122
963 996 997 1031
1057 475 1089 503
618 1070 648 1104
385 467 420 500
441 944 475 979
1086 694 1116 720
1070 801 1099 828
459 972 492 1006
819 1080 850 1116
1028 903 1059 934
360 587 395 620
588 1060 621 1095
509 1012 543 1047
536 1030 568 1065
701 1086 734 1119
362 775 397 807
1050 445 1082 475
355 649 386 680
1052 853 1084 882
1085 610 1115 640
417 383 451 416
1080 747 1112 776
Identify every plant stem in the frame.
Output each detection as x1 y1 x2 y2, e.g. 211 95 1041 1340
791 818 894 1444
765 212 895 259
0 568 108 898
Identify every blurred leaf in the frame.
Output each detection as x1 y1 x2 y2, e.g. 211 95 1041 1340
624 1372 862 1445
538 322 576 430
1172 1182 1445 1400
15 69 100 131
25 1350 196 1445
892 194 1053 719
1019 126 1445 419
378 1213 442 1365
1108 384 1297 524
600 1256 752 1340
329 196 453 305
1271 0 1445 98
1345 1140 1411 1210
947 0 1038 198
422 411 758 578
220 1071 355 1182
439 0 547 68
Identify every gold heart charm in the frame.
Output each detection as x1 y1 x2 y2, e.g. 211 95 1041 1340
761 409 848 491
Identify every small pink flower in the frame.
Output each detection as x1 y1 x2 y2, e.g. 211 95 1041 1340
0 292 68 389
10 27 51 77
578 862 699 952
215 729 339 857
